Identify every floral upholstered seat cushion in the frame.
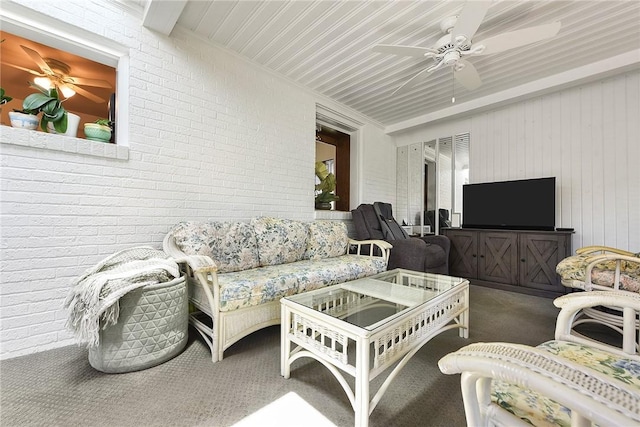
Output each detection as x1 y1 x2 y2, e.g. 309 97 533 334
251 217 309 267
170 221 260 273
556 253 640 292
491 340 640 426
304 220 349 260
189 255 387 312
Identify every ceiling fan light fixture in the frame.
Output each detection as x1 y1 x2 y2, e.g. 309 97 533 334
33 76 52 89
59 85 76 99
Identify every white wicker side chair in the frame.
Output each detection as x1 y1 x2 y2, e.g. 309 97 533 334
439 291 640 427
556 245 640 348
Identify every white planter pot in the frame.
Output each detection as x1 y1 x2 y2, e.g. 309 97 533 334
8 111 39 130
47 112 81 137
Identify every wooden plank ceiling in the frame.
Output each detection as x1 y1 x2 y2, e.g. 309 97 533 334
141 0 640 128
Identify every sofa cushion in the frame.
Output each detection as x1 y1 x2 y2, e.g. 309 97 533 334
251 217 309 266
491 340 640 426
189 255 388 312
304 221 349 260
170 221 259 273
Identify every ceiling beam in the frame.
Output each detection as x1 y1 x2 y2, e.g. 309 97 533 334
142 0 187 36
386 49 640 135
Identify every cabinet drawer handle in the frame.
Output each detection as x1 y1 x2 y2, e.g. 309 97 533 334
479 255 484 258
521 258 526 262
472 254 477 258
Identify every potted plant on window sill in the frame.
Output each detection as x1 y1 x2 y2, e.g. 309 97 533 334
22 84 80 137
315 161 339 210
8 108 39 130
84 118 112 143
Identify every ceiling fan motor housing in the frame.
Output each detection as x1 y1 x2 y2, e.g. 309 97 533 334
442 50 461 66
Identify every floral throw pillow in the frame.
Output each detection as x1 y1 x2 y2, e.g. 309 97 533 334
305 221 348 260
170 221 260 273
251 217 309 266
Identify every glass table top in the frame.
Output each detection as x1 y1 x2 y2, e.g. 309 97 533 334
283 269 468 331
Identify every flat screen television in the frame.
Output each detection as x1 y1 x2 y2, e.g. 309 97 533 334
462 177 556 231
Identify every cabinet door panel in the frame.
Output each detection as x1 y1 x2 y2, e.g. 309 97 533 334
519 233 568 292
445 229 478 278
478 232 518 284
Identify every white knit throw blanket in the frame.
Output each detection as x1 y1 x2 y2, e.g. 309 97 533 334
64 246 180 348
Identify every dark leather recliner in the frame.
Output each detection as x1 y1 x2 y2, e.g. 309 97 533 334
351 203 450 274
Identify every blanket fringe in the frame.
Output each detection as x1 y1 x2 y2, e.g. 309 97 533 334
64 247 180 348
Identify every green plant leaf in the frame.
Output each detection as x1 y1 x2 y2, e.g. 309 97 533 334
23 93 52 111
53 113 68 133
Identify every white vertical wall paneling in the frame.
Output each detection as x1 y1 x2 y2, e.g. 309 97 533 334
591 83 605 244
625 72 640 248
435 71 640 252
393 72 638 251
498 109 510 178
580 86 594 245
559 90 571 229
514 104 526 177
601 78 616 247
549 93 563 224
567 86 583 245
612 76 630 249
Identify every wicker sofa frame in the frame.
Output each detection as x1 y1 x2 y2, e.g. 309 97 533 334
439 290 640 426
163 220 391 363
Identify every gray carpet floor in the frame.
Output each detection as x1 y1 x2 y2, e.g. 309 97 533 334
0 285 565 427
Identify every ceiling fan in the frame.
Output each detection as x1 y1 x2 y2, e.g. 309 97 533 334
373 1 562 96
3 45 112 103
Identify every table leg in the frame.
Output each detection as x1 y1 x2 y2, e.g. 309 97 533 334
459 288 469 338
281 305 291 378
354 336 370 427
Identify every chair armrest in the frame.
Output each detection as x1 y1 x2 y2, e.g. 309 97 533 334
418 234 450 254
553 290 640 356
576 245 635 257
162 232 221 319
438 342 640 427
582 253 640 291
348 238 392 263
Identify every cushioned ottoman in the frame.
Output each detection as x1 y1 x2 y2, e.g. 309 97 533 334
88 275 188 373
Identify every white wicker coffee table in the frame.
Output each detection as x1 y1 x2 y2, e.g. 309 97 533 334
280 268 469 427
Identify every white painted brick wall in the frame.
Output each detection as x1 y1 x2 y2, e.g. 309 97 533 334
0 1 394 359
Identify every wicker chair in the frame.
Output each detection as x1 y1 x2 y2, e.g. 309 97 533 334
556 246 640 292
556 246 640 347
439 291 640 426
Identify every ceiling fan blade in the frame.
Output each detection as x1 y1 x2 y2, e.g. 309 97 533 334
455 59 482 90
373 44 437 58
65 76 113 88
20 45 53 74
392 67 434 96
451 1 492 43
65 83 106 103
475 22 561 56
2 62 45 76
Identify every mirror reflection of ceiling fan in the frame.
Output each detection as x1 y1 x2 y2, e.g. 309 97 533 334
3 45 112 103
373 1 562 96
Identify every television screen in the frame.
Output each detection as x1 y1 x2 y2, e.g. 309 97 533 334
462 177 556 231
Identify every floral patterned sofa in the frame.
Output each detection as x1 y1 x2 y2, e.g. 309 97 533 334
439 291 640 426
163 217 391 363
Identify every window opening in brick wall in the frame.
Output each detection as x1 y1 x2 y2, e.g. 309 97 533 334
316 124 350 212
0 3 128 150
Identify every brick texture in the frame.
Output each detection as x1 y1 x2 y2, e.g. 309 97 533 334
0 1 395 359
